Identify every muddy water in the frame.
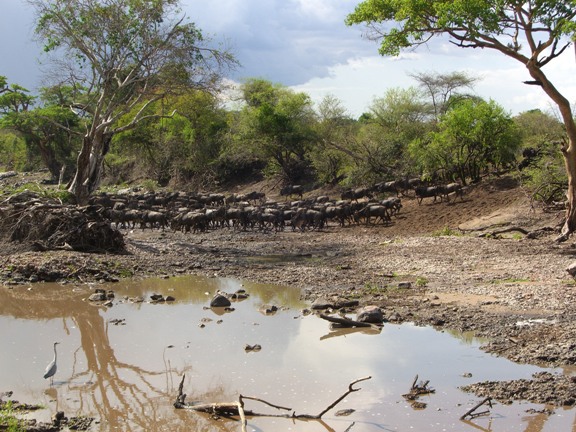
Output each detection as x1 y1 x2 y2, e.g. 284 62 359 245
0 276 574 432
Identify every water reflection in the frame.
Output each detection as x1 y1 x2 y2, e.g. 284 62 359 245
0 276 574 432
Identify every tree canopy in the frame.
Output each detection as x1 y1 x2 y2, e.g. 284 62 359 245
346 0 576 238
28 0 236 203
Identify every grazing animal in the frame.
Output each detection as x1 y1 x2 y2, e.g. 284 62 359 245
354 204 391 225
341 187 372 202
442 183 465 202
380 197 402 216
44 342 60 385
280 185 303 200
415 186 443 205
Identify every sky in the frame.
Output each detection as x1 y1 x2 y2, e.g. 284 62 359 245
1 0 575 118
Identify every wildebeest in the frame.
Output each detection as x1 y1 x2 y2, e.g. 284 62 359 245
353 204 391 225
415 186 444 205
280 185 303 200
380 197 402 216
341 187 372 202
291 207 324 231
441 183 465 202
373 180 402 196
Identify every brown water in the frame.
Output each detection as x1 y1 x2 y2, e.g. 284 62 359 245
0 276 574 432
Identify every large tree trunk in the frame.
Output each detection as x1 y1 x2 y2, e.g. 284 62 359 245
560 139 576 240
68 131 112 205
526 62 576 240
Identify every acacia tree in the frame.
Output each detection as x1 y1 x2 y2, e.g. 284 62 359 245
29 0 235 204
410 71 480 121
346 0 576 239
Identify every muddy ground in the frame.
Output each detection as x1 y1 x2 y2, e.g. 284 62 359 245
2 174 576 411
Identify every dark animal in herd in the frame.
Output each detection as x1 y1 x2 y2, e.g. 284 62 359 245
415 183 464 205
93 178 463 233
280 185 304 199
341 187 373 201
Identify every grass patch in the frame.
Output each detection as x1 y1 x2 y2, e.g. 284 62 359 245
0 401 25 432
490 277 531 284
362 282 386 295
415 276 429 287
431 226 462 237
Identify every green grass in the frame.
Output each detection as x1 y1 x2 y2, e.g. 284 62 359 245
362 282 385 295
490 277 531 284
431 226 463 237
1 182 75 204
0 401 25 432
415 276 429 287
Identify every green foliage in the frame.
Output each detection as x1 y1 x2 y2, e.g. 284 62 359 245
415 276 429 287
0 79 82 180
431 226 462 237
410 99 521 184
346 0 576 57
140 179 159 192
233 79 318 183
30 0 236 202
514 110 567 203
2 182 75 203
0 132 29 171
0 401 25 432
112 89 229 188
311 95 355 184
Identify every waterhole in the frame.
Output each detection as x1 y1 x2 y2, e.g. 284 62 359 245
0 276 573 431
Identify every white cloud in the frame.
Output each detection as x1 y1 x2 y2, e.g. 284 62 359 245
2 0 574 119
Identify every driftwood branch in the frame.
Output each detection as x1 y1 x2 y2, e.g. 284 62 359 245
402 374 435 409
460 397 493 420
239 395 291 411
174 374 371 429
294 376 372 419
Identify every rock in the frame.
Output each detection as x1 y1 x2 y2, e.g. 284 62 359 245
165 295 176 302
88 292 106 302
398 281 412 289
311 297 333 310
210 294 231 307
356 305 384 323
244 344 262 352
566 261 576 277
259 304 278 315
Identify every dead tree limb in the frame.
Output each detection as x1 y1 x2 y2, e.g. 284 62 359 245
460 397 493 420
239 395 291 411
312 376 371 419
174 374 371 428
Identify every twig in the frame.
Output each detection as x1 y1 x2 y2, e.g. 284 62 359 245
295 376 372 419
240 395 291 411
460 397 493 420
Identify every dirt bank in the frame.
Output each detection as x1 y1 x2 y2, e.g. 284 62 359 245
1 174 576 408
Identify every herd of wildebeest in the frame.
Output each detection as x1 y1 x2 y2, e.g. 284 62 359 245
89 179 465 233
